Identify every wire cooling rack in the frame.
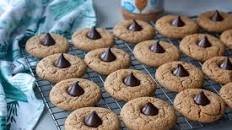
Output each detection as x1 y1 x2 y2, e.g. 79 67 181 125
21 27 232 130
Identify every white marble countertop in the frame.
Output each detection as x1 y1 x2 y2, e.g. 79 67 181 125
35 0 232 130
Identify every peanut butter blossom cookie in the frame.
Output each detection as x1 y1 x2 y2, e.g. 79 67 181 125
219 82 232 108
180 34 224 62
155 61 204 92
65 107 120 130
72 26 114 51
49 78 101 110
26 33 68 58
174 89 225 123
155 15 199 38
197 10 232 32
84 47 130 75
36 53 87 83
121 97 176 130
113 19 155 44
104 69 156 101
220 29 232 49
202 56 232 84
133 40 180 67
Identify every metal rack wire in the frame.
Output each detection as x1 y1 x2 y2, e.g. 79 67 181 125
22 27 232 130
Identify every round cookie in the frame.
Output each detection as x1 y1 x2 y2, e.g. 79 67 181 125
72 27 114 51
104 69 156 101
174 89 225 123
197 10 232 32
219 82 232 108
220 29 232 49
113 19 155 44
65 107 120 130
25 33 68 58
155 61 204 92
121 97 176 130
133 40 180 67
180 33 225 62
84 47 130 75
202 56 232 84
49 78 101 111
155 15 199 38
36 53 87 83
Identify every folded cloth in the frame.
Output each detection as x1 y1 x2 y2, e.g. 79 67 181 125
0 0 96 130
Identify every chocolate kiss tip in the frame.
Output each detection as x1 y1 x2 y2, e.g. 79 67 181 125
220 57 232 70
123 73 140 87
198 36 211 48
41 33 56 46
128 19 143 31
171 16 185 27
150 41 165 53
100 48 116 62
55 53 71 68
173 64 189 77
194 91 210 106
67 81 84 97
84 111 102 127
87 26 102 40
141 102 159 116
211 10 224 21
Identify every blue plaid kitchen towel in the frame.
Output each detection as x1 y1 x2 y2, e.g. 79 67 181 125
0 0 96 130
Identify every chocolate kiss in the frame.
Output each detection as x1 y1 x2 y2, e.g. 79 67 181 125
194 91 210 106
150 41 165 53
211 10 224 22
86 26 102 40
171 16 185 27
141 102 159 116
41 33 56 46
173 64 189 77
128 19 143 31
84 111 102 127
220 57 232 70
123 73 140 87
100 48 116 62
55 53 71 68
67 81 84 97
198 36 211 48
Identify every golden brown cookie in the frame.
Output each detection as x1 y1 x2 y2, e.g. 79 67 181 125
133 40 180 67
180 33 224 62
121 97 176 130
155 15 199 38
174 89 225 123
219 82 232 108
26 33 68 58
113 19 155 44
220 29 232 49
197 10 232 32
104 69 156 101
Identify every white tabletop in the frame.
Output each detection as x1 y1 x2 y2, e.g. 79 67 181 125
35 0 232 130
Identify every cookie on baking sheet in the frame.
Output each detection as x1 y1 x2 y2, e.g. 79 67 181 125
72 27 114 51
155 61 204 92
155 15 199 38
174 89 225 123
65 107 120 130
113 19 155 44
36 53 86 83
49 78 101 111
180 33 224 62
197 10 232 32
104 69 156 101
202 56 232 84
220 29 232 49
219 82 232 108
133 40 180 67
26 33 68 58
121 97 176 130
84 47 130 75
